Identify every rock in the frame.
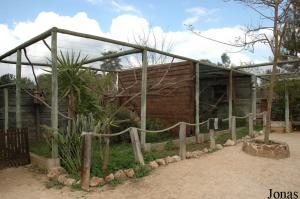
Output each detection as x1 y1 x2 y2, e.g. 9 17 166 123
57 174 68 184
259 130 264 135
156 159 166 166
148 161 159 169
172 155 181 162
134 166 141 172
244 135 251 139
186 152 192 159
64 178 76 186
202 148 208 153
90 177 105 187
105 173 114 182
165 156 175 164
223 139 235 146
114 170 127 180
216 144 223 150
124 169 135 178
208 148 214 153
190 150 203 158
47 167 66 181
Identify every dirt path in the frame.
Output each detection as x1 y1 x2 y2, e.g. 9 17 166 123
1 133 300 199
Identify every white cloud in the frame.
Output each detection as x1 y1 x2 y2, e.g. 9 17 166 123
111 1 140 14
183 6 219 26
109 15 149 41
85 0 103 4
182 16 199 26
186 7 207 16
0 12 271 79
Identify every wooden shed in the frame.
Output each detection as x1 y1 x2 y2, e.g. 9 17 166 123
118 61 254 135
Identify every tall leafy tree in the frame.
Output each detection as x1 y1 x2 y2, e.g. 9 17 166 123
100 51 122 71
0 74 15 84
0 73 35 89
281 1 300 72
221 53 231 67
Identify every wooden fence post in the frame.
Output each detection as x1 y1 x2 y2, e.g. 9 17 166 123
209 119 216 149
228 70 233 134
16 49 22 129
231 116 236 144
4 88 8 131
130 128 145 165
263 112 267 134
195 62 201 143
285 82 290 133
179 123 186 160
251 75 257 125
140 50 148 148
248 113 254 137
51 29 59 159
81 133 92 191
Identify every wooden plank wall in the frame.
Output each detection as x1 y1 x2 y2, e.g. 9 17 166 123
119 62 252 136
0 87 68 142
118 61 196 136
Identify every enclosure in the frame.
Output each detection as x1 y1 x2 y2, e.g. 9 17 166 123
0 27 299 190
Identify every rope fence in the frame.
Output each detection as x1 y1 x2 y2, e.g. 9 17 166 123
80 111 267 190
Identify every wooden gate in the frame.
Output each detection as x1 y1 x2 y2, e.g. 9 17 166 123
0 128 30 168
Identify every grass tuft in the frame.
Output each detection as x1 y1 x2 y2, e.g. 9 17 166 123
45 181 64 189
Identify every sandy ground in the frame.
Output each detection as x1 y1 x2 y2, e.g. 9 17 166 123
0 133 300 199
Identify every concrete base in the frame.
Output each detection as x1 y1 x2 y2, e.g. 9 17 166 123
271 121 292 133
30 152 60 170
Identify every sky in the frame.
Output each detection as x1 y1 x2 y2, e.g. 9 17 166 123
0 0 274 77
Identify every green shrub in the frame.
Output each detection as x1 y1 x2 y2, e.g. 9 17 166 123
164 140 174 150
110 107 139 143
90 142 138 177
133 165 150 178
146 118 173 143
29 141 51 158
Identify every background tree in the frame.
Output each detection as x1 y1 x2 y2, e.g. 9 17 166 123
0 74 15 84
0 73 35 89
100 50 123 71
281 1 300 70
221 53 231 67
231 0 294 144
129 27 173 66
283 1 300 57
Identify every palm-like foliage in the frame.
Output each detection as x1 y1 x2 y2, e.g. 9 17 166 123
57 51 99 119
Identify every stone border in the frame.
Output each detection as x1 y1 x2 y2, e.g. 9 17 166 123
47 145 228 189
242 139 290 159
30 152 60 170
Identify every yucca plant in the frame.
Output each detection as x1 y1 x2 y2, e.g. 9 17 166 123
58 51 96 120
